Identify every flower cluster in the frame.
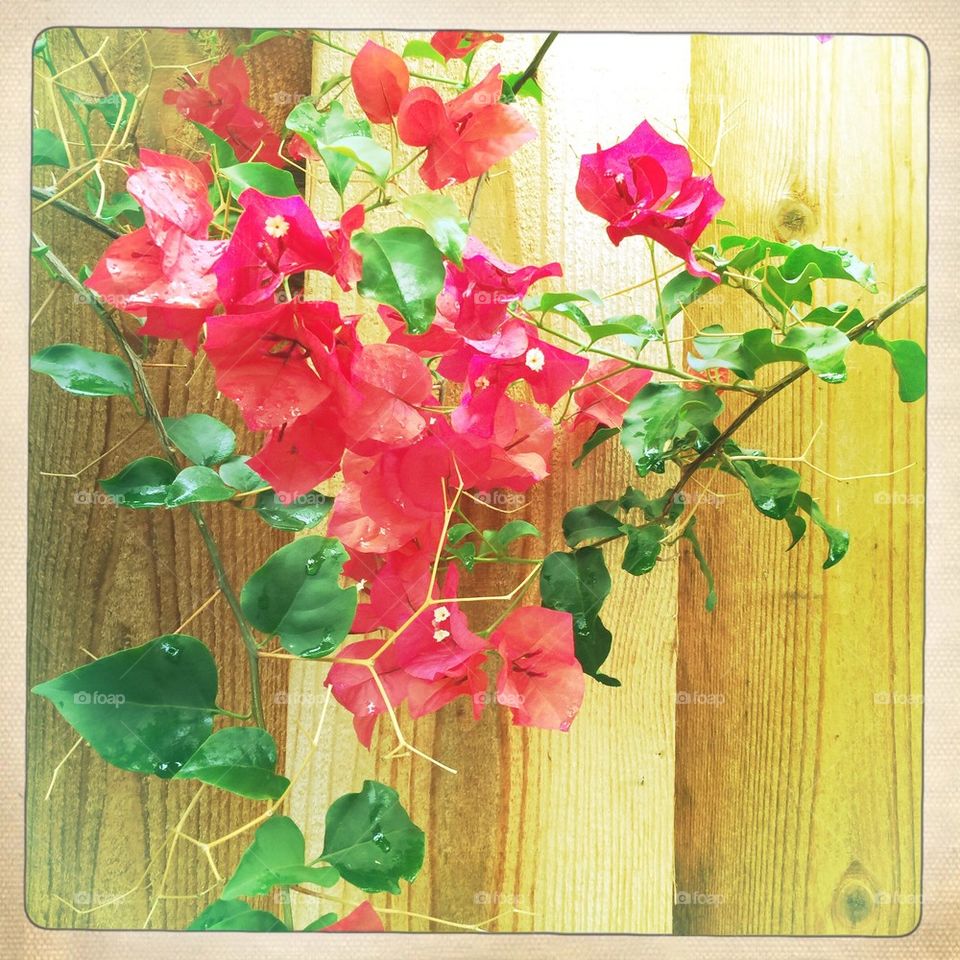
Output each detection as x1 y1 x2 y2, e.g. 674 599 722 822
84 47 726 744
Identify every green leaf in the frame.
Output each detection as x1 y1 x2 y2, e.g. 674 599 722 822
446 522 474 546
32 128 69 167
188 899 287 932
100 456 177 508
657 269 717 323
163 413 236 466
785 511 808 549
321 780 425 895
523 289 602 321
682 517 717 611
779 325 851 383
193 122 239 169
726 453 801 520
165 466 237 507
240 537 357 658
285 101 376 195
352 227 445 334
175 726 289 800
323 136 390 183
84 187 144 225
255 490 332 531
621 523 665 576
801 302 865 334
573 425 619 468
795 492 850 568
582 314 661 348
31 344 134 400
302 913 339 931
218 456 265 493
399 193 469 266
222 816 339 899
621 383 723 476
860 330 926 402
562 504 622 547
85 92 137 130
401 39 447 65
32 634 217 778
220 162 298 198
501 72 543 103
540 547 615 680
235 28 296 54
481 519 540 554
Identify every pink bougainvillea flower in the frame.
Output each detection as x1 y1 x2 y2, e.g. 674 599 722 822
350 40 410 124
246 405 347 500
126 148 214 247
203 299 344 430
437 237 562 340
397 66 535 189
572 358 653 429
406 651 488 720
492 607 584 730
344 342 436 449
163 55 284 167
325 637 413 747
351 549 433 633
319 902 384 933
576 120 725 280
429 30 504 60
213 189 362 307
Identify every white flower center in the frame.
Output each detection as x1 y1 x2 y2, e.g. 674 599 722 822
524 347 546 372
433 606 451 623
264 215 290 238
474 375 491 390
433 629 450 643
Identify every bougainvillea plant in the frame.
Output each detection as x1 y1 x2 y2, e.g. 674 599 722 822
30 29 926 931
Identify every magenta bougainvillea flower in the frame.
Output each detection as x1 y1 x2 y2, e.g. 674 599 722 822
212 189 363 307
397 67 535 189
85 150 226 352
576 120 725 280
429 31 505 60
491 607 584 730
350 40 410 124
572 358 654 429
163 55 284 166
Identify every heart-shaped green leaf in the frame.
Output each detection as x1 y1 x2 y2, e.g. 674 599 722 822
254 490 332 531
175 726 289 800
100 456 177 508
165 466 236 507
321 780 425 894
399 193 469 266
163 413 237 466
32 634 217 778
31 344 134 400
240 537 357 657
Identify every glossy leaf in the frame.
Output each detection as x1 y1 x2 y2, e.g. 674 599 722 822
321 780 425 894
726 454 801 520
222 816 339 899
254 490 332 531
562 504 622 547
352 227 445 334
163 413 237 466
165 466 236 507
220 162 298 198
219 456 265 493
188 899 287 932
193 122 239 168
682 516 717 611
240 536 357 657
621 523 665 576
573 425 619 468
32 634 217 778
481 519 540 554
31 343 134 400
779 325 851 383
540 547 615 681
100 457 177 508
32 128 69 167
860 330 926 402
795 492 850 568
401 39 447 65
501 72 543 103
175 726 289 800
302 913 339 931
399 193 469 266
621 383 723 475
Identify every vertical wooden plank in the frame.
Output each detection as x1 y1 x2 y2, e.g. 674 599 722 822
27 28 310 928
287 32 687 933
674 35 926 935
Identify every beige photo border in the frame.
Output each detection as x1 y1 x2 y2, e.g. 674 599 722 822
3 3 957 957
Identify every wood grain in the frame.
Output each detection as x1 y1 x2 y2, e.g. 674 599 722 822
26 28 311 929
285 31 688 934
674 35 926 936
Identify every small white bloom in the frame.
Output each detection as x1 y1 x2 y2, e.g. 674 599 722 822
475 375 491 390
524 347 546 372
264 215 290 238
433 629 450 643
433 606 451 623
356 578 368 592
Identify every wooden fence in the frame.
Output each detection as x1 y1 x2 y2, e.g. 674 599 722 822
27 29 925 935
